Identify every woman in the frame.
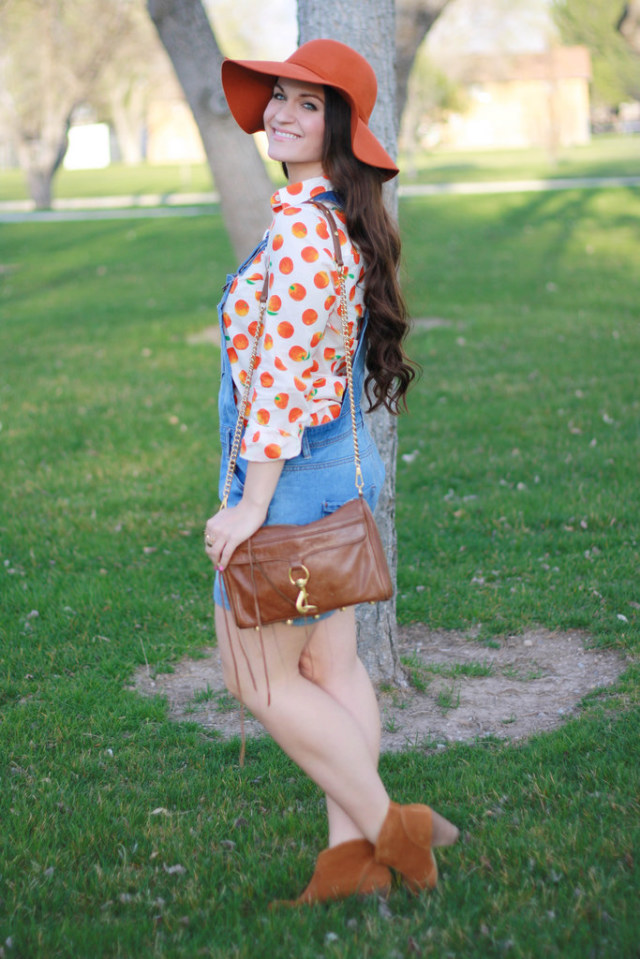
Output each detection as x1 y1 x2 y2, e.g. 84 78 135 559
204 39 459 904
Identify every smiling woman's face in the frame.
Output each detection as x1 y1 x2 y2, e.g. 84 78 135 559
263 77 326 182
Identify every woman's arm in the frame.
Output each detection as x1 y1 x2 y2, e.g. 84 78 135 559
204 459 285 570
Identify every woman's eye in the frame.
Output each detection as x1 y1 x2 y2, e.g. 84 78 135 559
303 101 318 111
273 91 285 101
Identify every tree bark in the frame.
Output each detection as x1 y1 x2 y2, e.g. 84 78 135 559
147 0 274 260
297 0 403 684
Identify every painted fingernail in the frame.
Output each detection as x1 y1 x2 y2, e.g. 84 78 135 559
217 565 224 572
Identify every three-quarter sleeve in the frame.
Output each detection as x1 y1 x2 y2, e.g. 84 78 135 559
240 203 345 461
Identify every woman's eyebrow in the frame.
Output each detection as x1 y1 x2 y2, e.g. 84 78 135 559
274 82 324 102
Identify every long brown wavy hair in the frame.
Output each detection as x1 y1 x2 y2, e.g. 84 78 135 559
320 85 417 414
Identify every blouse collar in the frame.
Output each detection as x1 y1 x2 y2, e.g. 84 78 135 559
270 175 334 213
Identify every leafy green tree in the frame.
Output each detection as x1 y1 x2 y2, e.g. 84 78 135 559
553 0 640 109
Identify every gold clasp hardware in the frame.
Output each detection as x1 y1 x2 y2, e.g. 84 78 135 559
355 465 364 494
288 564 318 616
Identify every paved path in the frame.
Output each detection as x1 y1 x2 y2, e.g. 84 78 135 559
1 176 639 223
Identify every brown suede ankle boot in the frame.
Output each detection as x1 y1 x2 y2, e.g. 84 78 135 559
274 838 392 906
374 801 459 894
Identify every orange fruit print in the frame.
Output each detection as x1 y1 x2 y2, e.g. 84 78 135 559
277 321 295 339
279 257 294 275
274 393 289 409
292 222 308 238
288 283 306 301
290 346 310 363
264 443 282 459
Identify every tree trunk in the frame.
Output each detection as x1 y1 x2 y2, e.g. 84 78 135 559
109 79 147 165
396 0 453 117
618 1 640 54
297 0 403 684
25 167 54 209
16 114 71 209
147 0 274 260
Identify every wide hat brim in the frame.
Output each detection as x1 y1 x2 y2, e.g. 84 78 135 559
221 47 399 181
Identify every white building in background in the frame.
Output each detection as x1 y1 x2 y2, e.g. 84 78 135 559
63 123 111 170
415 0 592 150
443 46 592 150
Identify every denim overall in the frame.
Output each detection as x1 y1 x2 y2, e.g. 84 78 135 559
213 193 385 615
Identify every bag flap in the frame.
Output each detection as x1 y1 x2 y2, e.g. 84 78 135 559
228 498 369 568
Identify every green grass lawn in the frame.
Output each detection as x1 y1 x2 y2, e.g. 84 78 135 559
0 134 639 204
401 133 640 183
1 187 639 957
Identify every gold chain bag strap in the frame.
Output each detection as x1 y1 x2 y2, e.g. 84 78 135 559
220 201 393 629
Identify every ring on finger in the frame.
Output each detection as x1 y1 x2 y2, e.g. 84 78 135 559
205 534 215 548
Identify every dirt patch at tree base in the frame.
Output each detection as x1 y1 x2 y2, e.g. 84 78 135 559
131 626 626 751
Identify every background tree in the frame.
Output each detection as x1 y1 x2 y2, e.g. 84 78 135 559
552 0 640 110
150 0 451 681
618 0 640 54
92 4 169 166
0 0 139 207
296 0 418 682
395 0 453 115
147 0 274 259
399 53 465 175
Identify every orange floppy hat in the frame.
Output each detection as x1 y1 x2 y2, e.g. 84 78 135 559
221 39 399 181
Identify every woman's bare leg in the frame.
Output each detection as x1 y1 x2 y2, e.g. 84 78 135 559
298 608 382 847
215 605 390 844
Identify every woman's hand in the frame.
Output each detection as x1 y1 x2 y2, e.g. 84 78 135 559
204 459 285 569
204 499 266 570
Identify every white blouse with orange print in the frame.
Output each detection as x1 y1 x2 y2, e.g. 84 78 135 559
221 175 366 462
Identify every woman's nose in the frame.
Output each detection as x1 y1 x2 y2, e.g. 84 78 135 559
274 100 294 122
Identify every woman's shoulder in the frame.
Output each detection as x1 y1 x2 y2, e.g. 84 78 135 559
270 198 347 246
267 202 339 257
